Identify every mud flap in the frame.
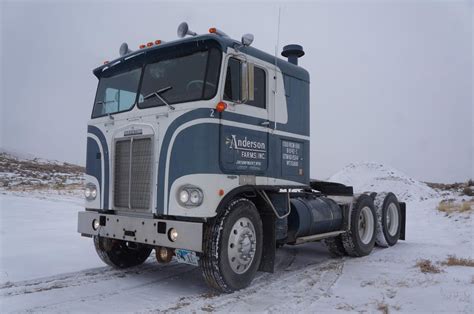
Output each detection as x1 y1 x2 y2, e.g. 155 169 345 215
399 202 406 240
258 212 275 273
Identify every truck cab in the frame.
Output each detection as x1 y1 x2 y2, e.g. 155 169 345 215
78 23 405 292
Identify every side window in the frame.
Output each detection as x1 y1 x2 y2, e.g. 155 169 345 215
224 58 241 101
101 88 137 115
247 67 266 109
223 58 266 109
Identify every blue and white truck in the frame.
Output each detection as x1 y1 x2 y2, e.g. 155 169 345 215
78 23 406 292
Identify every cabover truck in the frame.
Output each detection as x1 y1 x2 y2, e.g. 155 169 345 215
78 22 406 292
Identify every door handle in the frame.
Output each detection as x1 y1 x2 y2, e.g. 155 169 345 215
260 121 270 127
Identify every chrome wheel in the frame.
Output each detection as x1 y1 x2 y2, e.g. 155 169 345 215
358 206 375 245
386 202 399 237
228 217 257 274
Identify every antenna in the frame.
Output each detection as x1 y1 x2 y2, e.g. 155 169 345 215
275 6 281 66
273 6 282 131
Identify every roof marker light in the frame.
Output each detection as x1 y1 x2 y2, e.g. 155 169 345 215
216 101 227 113
139 44 146 49
103 61 109 64
154 40 162 45
146 42 153 47
209 27 228 37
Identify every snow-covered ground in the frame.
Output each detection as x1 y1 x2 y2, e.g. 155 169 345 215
0 162 473 313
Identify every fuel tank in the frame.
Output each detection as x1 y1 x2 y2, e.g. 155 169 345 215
287 196 343 239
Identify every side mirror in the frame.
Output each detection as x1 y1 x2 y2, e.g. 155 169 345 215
240 61 254 103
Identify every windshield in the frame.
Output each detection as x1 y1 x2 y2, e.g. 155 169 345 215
139 47 221 109
91 44 222 118
92 67 141 118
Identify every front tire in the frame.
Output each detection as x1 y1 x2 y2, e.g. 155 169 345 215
199 198 263 293
342 194 377 257
93 236 152 268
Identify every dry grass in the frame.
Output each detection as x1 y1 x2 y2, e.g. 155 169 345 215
442 255 474 267
377 302 389 314
416 259 441 274
463 187 474 196
426 180 474 196
437 200 473 214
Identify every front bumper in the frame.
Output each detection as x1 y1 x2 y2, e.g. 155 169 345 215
77 211 203 252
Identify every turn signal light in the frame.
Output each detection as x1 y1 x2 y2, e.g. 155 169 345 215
216 101 227 112
139 44 146 49
218 189 225 196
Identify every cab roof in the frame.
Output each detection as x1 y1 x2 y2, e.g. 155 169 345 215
93 34 309 83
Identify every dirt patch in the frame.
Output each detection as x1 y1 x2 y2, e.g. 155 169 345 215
201 304 215 312
416 259 441 274
200 291 219 299
442 255 474 267
164 297 191 312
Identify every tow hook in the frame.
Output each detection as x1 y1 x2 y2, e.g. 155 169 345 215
155 246 174 263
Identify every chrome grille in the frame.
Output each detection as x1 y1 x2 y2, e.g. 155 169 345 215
114 138 152 210
114 140 131 208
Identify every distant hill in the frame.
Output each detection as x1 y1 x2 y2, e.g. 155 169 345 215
0 150 84 190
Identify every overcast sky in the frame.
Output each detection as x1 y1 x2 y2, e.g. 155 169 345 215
1 0 472 183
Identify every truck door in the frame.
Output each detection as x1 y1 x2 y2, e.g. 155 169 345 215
219 57 270 179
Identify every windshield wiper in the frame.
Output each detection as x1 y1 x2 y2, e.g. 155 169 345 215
95 100 117 106
95 100 117 120
144 86 175 110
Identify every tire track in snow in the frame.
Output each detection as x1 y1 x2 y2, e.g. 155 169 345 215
155 247 345 313
2 245 344 313
0 259 163 297
23 266 199 313
0 255 200 299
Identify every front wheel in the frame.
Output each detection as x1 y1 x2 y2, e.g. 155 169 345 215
199 198 263 293
93 236 152 268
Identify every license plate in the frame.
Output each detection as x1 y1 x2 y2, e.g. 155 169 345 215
175 249 199 266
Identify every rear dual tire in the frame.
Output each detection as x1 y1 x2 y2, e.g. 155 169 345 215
341 194 377 257
374 192 402 247
324 236 346 257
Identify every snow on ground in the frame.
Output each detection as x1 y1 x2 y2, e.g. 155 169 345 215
0 193 103 283
0 162 473 313
329 162 439 202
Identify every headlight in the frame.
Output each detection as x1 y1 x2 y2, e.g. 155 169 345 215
189 189 203 205
177 186 203 207
179 190 190 204
168 228 178 242
84 183 97 200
